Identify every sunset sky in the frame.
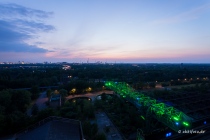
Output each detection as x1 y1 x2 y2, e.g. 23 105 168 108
0 0 210 63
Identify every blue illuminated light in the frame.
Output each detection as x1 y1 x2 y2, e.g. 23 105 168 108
175 122 179 126
166 132 172 137
204 121 207 125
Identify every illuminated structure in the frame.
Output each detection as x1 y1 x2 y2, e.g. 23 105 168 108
105 81 193 132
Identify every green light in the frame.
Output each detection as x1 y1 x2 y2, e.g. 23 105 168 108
173 116 180 121
104 81 192 131
183 122 189 126
141 115 145 120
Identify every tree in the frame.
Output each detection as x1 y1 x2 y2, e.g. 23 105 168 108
0 114 5 135
82 121 92 138
104 126 110 133
91 123 98 137
94 99 103 109
149 82 156 88
0 90 11 111
0 90 31 136
82 121 98 139
36 108 55 120
31 104 39 116
46 89 52 99
5 111 28 135
83 100 94 119
31 85 40 100
59 89 68 98
94 132 106 140
101 93 106 101
11 90 31 113
59 89 68 104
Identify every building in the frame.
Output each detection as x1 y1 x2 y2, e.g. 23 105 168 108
14 116 84 140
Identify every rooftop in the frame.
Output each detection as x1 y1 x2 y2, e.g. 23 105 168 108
15 116 83 140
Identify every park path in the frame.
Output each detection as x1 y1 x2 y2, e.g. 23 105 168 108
27 91 48 116
27 90 113 116
66 90 113 101
95 111 123 140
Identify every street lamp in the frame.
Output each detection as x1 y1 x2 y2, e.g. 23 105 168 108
86 87 91 92
70 88 76 94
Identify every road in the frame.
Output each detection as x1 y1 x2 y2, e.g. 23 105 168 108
27 91 48 116
66 90 114 101
95 112 123 140
36 91 48 110
27 90 113 116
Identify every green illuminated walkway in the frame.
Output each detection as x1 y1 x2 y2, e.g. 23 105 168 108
105 81 193 131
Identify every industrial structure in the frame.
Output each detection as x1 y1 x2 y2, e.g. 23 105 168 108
105 81 193 131
105 81 195 139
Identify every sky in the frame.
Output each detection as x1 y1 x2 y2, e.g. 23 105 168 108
0 0 210 63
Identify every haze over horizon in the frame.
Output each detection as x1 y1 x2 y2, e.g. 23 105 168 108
0 0 210 63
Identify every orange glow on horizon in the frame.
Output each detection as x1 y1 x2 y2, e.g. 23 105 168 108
44 46 210 62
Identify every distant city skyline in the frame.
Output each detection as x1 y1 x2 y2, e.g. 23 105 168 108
0 0 210 63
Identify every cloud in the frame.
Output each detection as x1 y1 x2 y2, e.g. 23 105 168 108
0 42 48 53
0 20 29 42
153 3 210 24
0 3 54 53
0 3 53 19
14 20 55 32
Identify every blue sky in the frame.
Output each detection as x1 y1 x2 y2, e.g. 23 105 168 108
0 0 210 63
